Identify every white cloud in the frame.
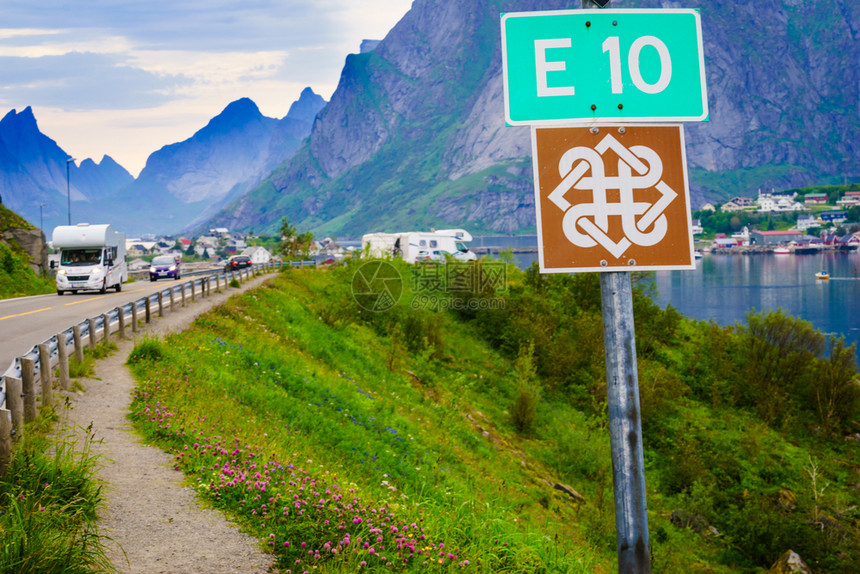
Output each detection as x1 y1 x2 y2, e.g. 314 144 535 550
0 1 413 176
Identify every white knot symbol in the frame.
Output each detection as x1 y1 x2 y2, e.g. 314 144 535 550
547 133 677 259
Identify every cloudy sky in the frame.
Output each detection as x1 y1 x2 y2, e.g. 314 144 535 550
0 0 413 176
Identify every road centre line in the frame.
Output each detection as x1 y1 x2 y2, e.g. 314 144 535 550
0 307 52 321
64 296 107 306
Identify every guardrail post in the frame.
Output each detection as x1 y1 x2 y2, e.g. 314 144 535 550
102 313 111 345
132 303 139 333
6 377 23 438
181 284 186 307
117 307 126 339
145 296 151 323
38 344 53 407
57 332 70 390
216 274 221 290
73 325 84 363
87 318 97 351
170 287 176 311
0 409 12 476
157 292 164 317
191 280 196 302
21 358 36 422
206 277 211 297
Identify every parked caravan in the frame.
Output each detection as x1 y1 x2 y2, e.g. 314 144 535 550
51 223 128 295
361 229 477 263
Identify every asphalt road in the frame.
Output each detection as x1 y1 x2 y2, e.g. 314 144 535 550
0 271 220 375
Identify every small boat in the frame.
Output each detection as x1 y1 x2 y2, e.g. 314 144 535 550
694 250 704 259
815 271 830 280
773 247 790 255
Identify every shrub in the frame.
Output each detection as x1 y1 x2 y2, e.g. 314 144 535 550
127 336 165 365
511 343 540 434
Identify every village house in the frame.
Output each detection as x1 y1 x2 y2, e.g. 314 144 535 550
820 211 847 225
731 226 751 245
804 192 828 205
836 191 860 208
750 230 803 246
126 240 157 258
721 197 755 212
241 245 273 265
224 236 247 254
795 213 817 232
757 190 805 212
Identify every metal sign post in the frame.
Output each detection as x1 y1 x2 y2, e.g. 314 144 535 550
587 4 651 572
586 2 651 570
601 271 651 573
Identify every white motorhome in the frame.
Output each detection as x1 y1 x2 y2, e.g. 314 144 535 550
51 223 128 295
361 229 477 263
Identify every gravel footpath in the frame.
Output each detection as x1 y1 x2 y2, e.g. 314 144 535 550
59 274 276 574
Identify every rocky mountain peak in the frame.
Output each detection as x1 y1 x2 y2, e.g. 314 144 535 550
360 40 381 53
286 88 326 124
200 98 265 137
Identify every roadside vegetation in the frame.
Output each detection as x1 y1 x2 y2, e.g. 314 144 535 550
0 205 54 299
123 259 859 573
0 344 117 573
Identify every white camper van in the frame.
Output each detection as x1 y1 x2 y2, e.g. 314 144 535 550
361 229 477 263
51 223 128 295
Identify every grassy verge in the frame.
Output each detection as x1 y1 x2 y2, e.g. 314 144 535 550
0 340 119 572
124 260 859 573
0 424 115 573
126 266 609 572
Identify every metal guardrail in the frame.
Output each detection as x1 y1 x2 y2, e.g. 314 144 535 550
0 259 317 409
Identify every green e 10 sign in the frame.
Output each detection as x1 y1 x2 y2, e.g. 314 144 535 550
501 9 708 125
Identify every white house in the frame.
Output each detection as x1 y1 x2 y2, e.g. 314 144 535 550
775 197 805 212
731 226 751 245
757 190 805 213
796 213 817 231
242 246 272 264
756 190 776 212
691 219 704 235
836 191 860 207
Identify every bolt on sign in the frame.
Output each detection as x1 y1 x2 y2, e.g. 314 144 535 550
531 124 695 273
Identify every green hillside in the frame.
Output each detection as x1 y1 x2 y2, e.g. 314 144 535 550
126 261 859 573
0 204 53 299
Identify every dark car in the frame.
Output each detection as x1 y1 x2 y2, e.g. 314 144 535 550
149 255 181 281
224 255 252 272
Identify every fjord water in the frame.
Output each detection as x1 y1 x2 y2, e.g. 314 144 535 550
503 244 860 356
653 251 860 355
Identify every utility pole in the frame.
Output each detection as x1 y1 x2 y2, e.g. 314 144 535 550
66 158 75 225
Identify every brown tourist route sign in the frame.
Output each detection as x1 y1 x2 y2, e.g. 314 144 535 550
531 124 695 273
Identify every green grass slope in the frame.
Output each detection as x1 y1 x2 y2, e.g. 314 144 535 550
0 204 54 299
126 261 859 573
